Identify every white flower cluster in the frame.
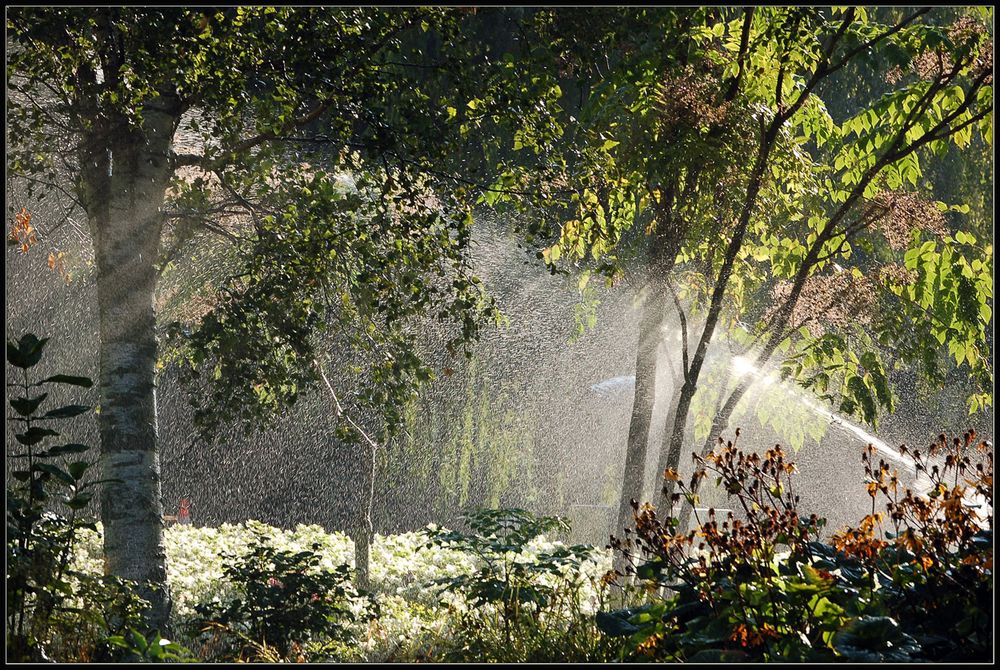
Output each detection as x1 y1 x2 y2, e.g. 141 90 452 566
69 520 612 660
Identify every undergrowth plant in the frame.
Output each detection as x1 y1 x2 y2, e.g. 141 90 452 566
189 533 377 661
831 431 993 660
419 508 618 662
6 333 192 662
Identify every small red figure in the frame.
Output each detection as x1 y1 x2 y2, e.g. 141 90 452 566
178 498 191 525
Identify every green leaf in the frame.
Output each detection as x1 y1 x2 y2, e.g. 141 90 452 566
130 628 149 653
16 426 60 445
64 492 94 510
10 393 47 416
832 616 920 662
38 374 93 388
7 334 49 369
106 635 128 650
67 461 90 481
33 462 75 485
596 608 643 636
41 443 90 458
40 404 90 419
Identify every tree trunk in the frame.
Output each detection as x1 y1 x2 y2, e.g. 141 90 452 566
314 360 377 592
614 285 669 537
656 125 780 513
353 441 376 592
614 193 679 538
649 383 682 506
675 391 744 535
353 528 372 591
656 378 700 512
86 105 177 631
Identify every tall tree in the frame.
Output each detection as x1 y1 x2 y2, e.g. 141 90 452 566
7 7 504 626
478 7 993 533
659 6 994 518
473 7 767 535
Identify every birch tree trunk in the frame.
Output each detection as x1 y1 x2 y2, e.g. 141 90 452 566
84 104 178 630
352 441 376 592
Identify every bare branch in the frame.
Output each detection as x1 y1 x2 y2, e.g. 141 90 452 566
227 99 336 160
213 170 269 234
8 171 85 210
170 152 207 168
666 281 691 382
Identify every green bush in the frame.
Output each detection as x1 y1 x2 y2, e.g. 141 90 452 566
419 508 618 662
105 628 198 663
190 533 377 661
599 430 993 662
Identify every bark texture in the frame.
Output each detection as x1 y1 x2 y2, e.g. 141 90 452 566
84 102 178 630
352 441 376 591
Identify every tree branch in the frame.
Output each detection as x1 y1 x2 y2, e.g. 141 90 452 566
666 281 691 382
825 8 932 77
724 8 755 102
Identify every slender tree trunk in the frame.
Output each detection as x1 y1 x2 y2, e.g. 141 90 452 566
614 192 679 538
654 116 786 511
314 359 377 591
614 285 670 537
670 240 827 531
650 383 683 507
675 382 747 533
640 345 681 504
85 104 178 631
656 379 700 511
353 440 376 591
611 10 755 539
353 528 372 591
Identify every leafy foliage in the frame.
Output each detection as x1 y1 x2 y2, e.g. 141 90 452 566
423 509 615 661
65 520 614 661
386 355 544 524
190 533 376 661
4 8 993 661
5 333 152 662
484 7 993 433
831 432 993 660
6 5 512 525
105 629 197 663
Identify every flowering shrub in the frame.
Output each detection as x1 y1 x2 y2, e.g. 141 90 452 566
599 430 993 662
831 431 993 661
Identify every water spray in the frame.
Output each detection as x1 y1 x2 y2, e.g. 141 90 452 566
728 356 923 478
591 356 931 491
